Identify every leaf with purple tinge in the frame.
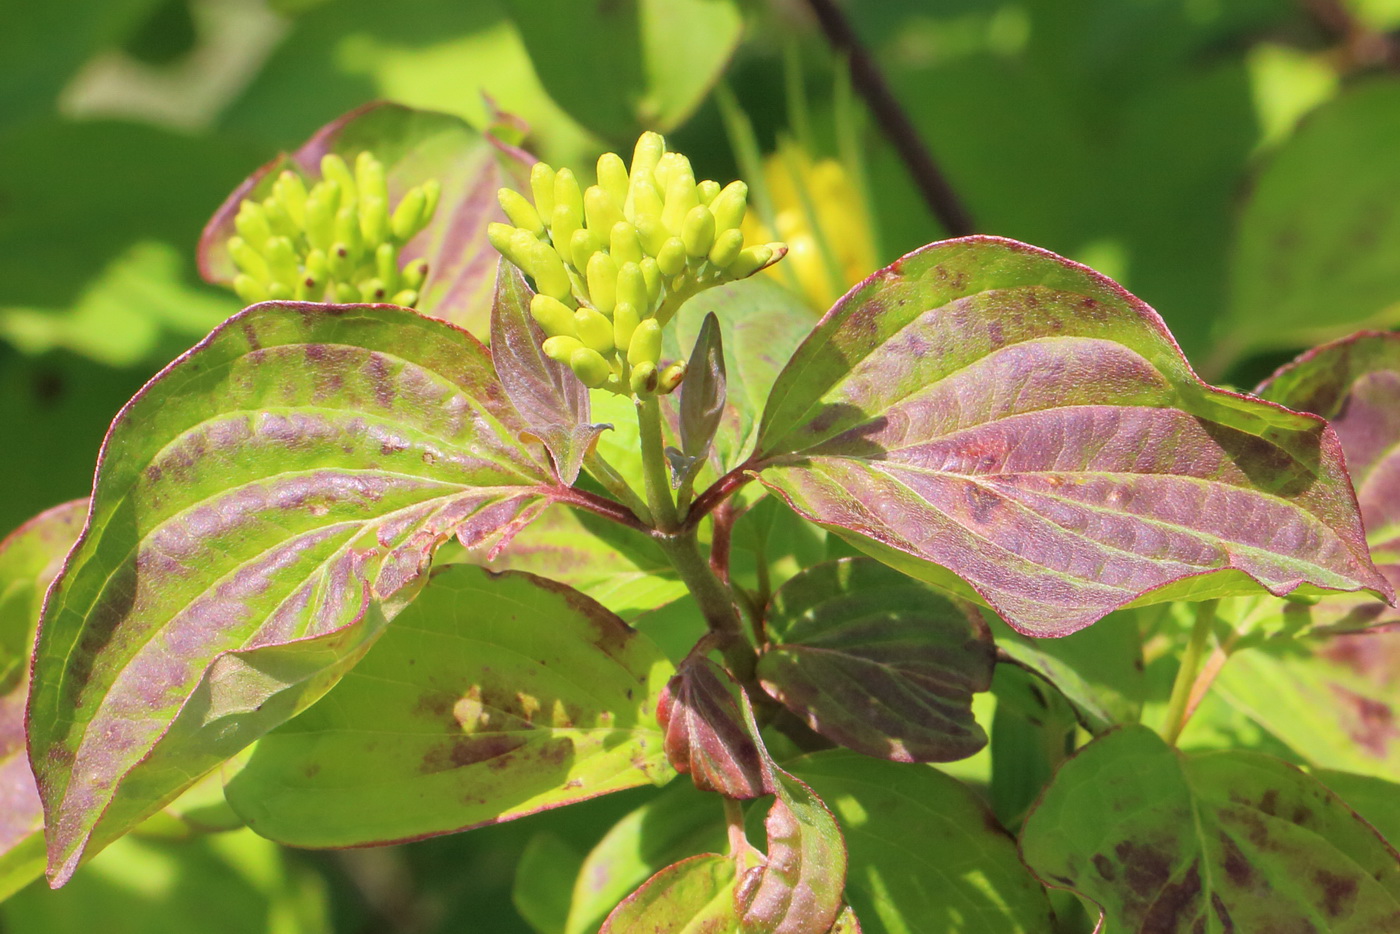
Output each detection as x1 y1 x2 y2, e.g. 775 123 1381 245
756 557 994 762
599 852 740 933
27 302 565 885
491 261 604 485
223 564 674 847
1258 330 1400 630
0 500 85 900
1021 725 1400 933
198 101 530 336
657 654 772 799
827 905 861 933
751 236 1392 637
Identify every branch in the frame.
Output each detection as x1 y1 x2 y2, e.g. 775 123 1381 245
801 0 976 236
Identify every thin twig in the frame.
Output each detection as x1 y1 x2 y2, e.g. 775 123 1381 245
801 0 976 236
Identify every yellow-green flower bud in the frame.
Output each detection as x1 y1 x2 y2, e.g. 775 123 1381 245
355 151 388 208
375 242 399 291
305 248 329 282
586 251 619 315
359 277 387 302
708 228 744 268
550 203 583 264
518 231 572 300
597 152 629 207
391 289 419 306
304 181 340 251
654 151 692 191
567 228 600 273
234 274 268 304
616 262 647 312
530 294 577 337
584 185 623 235
273 170 309 227
488 222 519 262
543 335 584 363
294 274 318 301
640 257 662 304
656 237 687 276
661 172 699 234
392 186 429 242
658 361 687 393
573 306 614 355
334 282 359 303
612 299 640 351
498 187 544 238
629 178 664 225
697 179 720 205
420 179 441 225
267 281 292 300
709 180 748 231
610 221 643 266
321 153 357 202
264 236 299 285
554 167 584 221
569 347 613 388
234 201 272 247
635 216 668 257
359 194 389 247
261 197 296 238
334 206 362 260
228 236 270 282
627 318 663 367
729 243 776 279
629 360 658 395
681 205 716 258
403 258 429 291
630 131 666 186
530 162 556 218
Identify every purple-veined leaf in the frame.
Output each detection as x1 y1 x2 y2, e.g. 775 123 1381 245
791 749 1053 934
490 261 604 485
27 302 567 885
1021 725 1400 932
1258 330 1400 630
0 501 85 900
222 564 674 847
564 780 727 934
676 312 727 478
657 653 771 799
749 236 1392 637
599 852 740 934
198 102 530 336
756 557 994 762
737 769 848 934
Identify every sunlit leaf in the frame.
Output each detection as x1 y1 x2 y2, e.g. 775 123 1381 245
27 302 564 884
1021 725 1400 932
199 101 530 336
752 236 1391 637
657 654 771 799
792 749 1054 934
600 852 739 933
224 565 675 846
757 557 994 762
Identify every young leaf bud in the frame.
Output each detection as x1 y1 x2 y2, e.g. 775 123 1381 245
708 228 744 268
320 153 357 202
392 186 429 242
656 237 687 276
554 167 584 220
681 205 716 258
708 180 748 232
573 306 615 355
629 360 659 395
569 347 613 388
627 318 663 367
612 299 640 350
610 221 644 266
542 335 584 363
586 251 619 315
597 152 629 207
658 361 687 393
530 162 556 218
530 294 577 337
584 185 623 236
498 187 544 238
233 274 269 304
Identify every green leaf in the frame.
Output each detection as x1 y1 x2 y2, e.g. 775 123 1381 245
27 302 561 884
564 781 726 934
514 832 585 934
223 564 675 846
791 749 1054 934
0 501 86 901
1221 82 1400 358
501 0 743 141
199 102 530 336
757 557 994 762
1313 770 1400 848
492 262 603 485
1021 725 1400 932
752 236 1391 637
990 609 1146 734
599 853 739 933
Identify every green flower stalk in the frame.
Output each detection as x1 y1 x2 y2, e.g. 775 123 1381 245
490 132 786 395
225 152 441 308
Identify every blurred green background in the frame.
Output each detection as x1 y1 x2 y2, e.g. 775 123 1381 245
6 0 1400 929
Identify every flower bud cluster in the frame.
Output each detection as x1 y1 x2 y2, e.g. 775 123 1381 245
226 152 441 308
489 132 785 395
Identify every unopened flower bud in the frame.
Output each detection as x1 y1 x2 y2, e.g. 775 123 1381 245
629 178 664 225
658 361 687 393
612 300 640 350
696 179 720 205
403 258 429 291
273 170 309 227
635 215 668 257
320 153 357 201
550 203 583 263
267 281 292 300
584 185 623 236
390 289 419 306
391 186 429 242
570 228 604 273
640 257 662 304
518 231 572 300
708 228 744 268
656 237 687 276
616 262 647 312
488 223 519 262
630 132 666 185
586 251 619 315
597 152 629 207
375 242 399 291
661 172 699 234
498 187 544 238
709 181 748 232
530 162 556 218
359 194 389 246
359 277 388 302
530 294 577 337
681 205 716 258
228 236 270 282
334 206 362 259
573 306 615 355
610 221 643 266
554 167 583 220
355 152 388 209
334 282 359 303
729 243 777 279
654 151 692 191
629 360 659 395
569 347 613 388
264 236 299 285
234 201 272 247
627 318 663 367
543 334 584 363
304 181 340 250
233 274 268 304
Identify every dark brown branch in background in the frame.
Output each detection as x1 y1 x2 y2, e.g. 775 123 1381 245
801 0 977 237
1302 0 1400 70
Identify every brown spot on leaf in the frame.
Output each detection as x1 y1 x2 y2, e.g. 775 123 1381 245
1211 892 1234 933
419 734 526 774
1140 861 1201 934
1315 868 1358 918
1093 854 1117 881
1260 789 1279 816
1219 832 1252 888
964 484 1001 524
1115 840 1173 897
